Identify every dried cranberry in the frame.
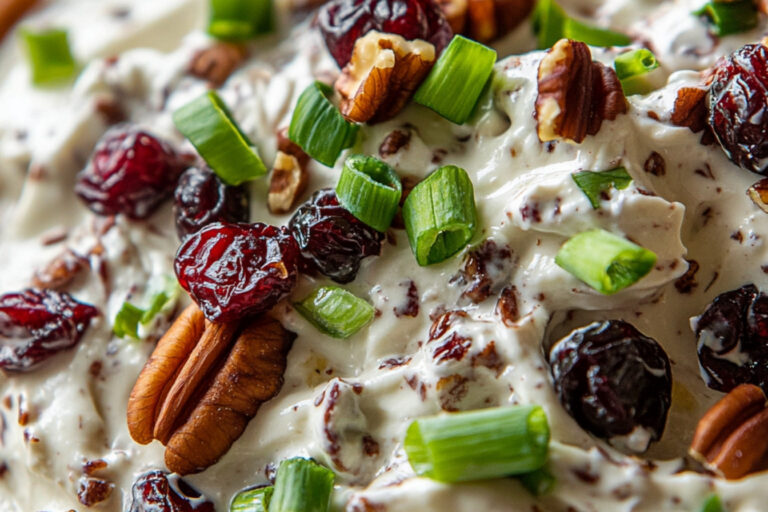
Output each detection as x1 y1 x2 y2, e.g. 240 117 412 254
129 470 214 512
289 188 383 284
709 44 768 174
0 289 98 372
548 320 671 450
174 167 249 240
75 126 188 219
694 284 768 393
175 222 299 322
318 0 452 68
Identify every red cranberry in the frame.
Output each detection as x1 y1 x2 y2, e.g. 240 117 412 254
174 167 250 241
129 470 214 512
0 288 98 372
709 44 768 174
174 222 299 322
75 126 189 219
548 320 671 450
318 0 453 68
289 188 383 284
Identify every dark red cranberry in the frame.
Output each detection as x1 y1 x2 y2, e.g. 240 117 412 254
548 320 671 450
173 167 249 240
129 470 214 512
289 188 383 284
694 284 768 393
318 0 453 68
0 288 98 372
75 126 189 219
709 44 768 174
175 222 299 322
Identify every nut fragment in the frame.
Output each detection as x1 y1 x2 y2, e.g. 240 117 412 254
690 383 768 479
0 0 37 41
438 0 534 42
189 42 248 87
467 0 497 43
437 0 468 33
748 178 768 213
77 476 113 507
336 30 435 123
268 151 309 214
536 39 627 144
31 249 89 290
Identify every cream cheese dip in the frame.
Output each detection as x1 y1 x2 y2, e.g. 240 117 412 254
1 0 768 511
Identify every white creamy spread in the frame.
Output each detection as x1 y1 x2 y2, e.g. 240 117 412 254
1 0 768 511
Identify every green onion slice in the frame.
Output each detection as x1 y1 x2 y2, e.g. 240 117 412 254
113 302 144 340
571 167 632 209
701 494 725 512
231 486 273 512
555 229 657 294
532 0 631 49
113 277 179 339
403 165 478 266
695 0 758 36
289 81 359 167
209 0 274 41
295 286 375 339
173 90 266 185
404 405 550 483
519 466 556 496
413 35 496 125
614 49 660 96
268 458 334 512
20 28 77 85
336 155 402 232
563 18 631 47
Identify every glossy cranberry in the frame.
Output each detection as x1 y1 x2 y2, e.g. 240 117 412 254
175 222 299 322
548 320 671 449
75 126 188 219
289 188 383 284
174 167 249 240
129 471 214 512
694 284 768 393
318 0 453 68
709 44 768 174
0 288 98 372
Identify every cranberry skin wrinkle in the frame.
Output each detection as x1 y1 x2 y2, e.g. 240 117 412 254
174 167 250 241
129 471 214 512
289 188 383 284
174 222 300 323
75 126 188 219
548 320 672 447
709 44 768 174
0 288 98 372
695 284 768 393
318 0 453 68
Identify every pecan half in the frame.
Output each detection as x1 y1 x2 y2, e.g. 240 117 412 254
690 383 768 479
268 151 308 214
126 304 294 474
536 39 627 144
189 42 247 87
335 30 435 123
438 0 534 42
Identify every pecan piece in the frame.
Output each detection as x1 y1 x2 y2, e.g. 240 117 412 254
0 0 36 41
189 42 247 87
690 383 768 479
31 249 89 290
437 0 468 33
536 39 627 143
438 0 534 42
335 30 435 123
748 178 768 213
268 151 308 214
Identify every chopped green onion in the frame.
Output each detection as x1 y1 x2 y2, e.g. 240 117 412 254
336 155 402 232
113 302 144 340
531 0 631 49
209 0 274 41
113 277 180 339
614 49 660 96
231 486 273 512
268 458 334 512
563 18 631 47
295 286 374 339
413 35 496 125
289 81 359 167
20 28 77 85
571 167 632 209
173 91 266 185
695 0 758 36
403 165 478 266
701 494 725 512
518 466 556 496
404 405 550 483
555 229 657 294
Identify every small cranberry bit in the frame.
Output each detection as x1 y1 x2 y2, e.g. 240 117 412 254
75 126 189 219
548 320 672 451
318 0 453 68
174 167 250 241
174 222 299 322
129 470 214 512
289 188 383 284
0 289 98 372
709 44 768 174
